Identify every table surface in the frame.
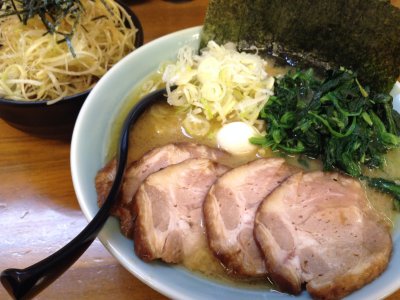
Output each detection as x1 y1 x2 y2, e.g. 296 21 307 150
0 1 399 299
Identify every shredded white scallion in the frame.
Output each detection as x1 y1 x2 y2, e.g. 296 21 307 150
0 0 137 103
162 41 274 136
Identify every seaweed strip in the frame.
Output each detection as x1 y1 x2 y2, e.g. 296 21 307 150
201 0 400 93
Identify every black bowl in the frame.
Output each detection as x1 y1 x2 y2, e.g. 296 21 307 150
0 1 143 137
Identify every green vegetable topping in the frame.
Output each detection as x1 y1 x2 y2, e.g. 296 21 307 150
252 68 400 206
251 68 400 177
361 176 400 210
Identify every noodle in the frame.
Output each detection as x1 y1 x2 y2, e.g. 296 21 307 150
0 0 137 103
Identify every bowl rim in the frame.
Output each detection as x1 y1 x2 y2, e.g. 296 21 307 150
0 0 143 106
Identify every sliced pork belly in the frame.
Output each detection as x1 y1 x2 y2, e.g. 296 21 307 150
95 159 134 235
203 158 297 277
95 143 229 237
133 158 229 263
254 171 392 299
95 158 117 207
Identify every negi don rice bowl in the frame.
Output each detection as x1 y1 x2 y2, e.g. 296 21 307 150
72 2 400 299
0 0 139 103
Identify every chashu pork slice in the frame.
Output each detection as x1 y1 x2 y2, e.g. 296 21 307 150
254 171 392 299
95 158 117 207
203 158 297 277
133 158 230 263
95 143 229 237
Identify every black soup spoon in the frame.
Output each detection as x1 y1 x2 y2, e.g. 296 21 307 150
0 87 169 300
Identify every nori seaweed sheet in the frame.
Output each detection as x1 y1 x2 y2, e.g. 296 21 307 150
201 0 400 93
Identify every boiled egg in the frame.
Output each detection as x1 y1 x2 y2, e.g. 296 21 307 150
217 122 258 155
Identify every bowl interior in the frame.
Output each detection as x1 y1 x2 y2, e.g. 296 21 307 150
71 26 400 300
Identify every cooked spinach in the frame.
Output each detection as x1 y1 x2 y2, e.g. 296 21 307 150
251 68 400 204
361 176 400 210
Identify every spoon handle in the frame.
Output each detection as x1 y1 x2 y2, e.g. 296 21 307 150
1 213 107 300
0 87 167 299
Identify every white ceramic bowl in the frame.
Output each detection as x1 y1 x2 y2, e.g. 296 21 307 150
71 26 400 300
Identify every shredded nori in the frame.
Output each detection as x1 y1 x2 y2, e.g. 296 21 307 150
0 0 112 55
201 0 400 93
0 0 83 47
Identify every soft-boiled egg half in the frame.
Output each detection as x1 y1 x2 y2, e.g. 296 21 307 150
217 122 258 155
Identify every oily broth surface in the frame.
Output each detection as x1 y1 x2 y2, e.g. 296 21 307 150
363 148 400 222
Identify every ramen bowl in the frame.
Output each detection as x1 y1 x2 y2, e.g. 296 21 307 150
70 26 400 300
